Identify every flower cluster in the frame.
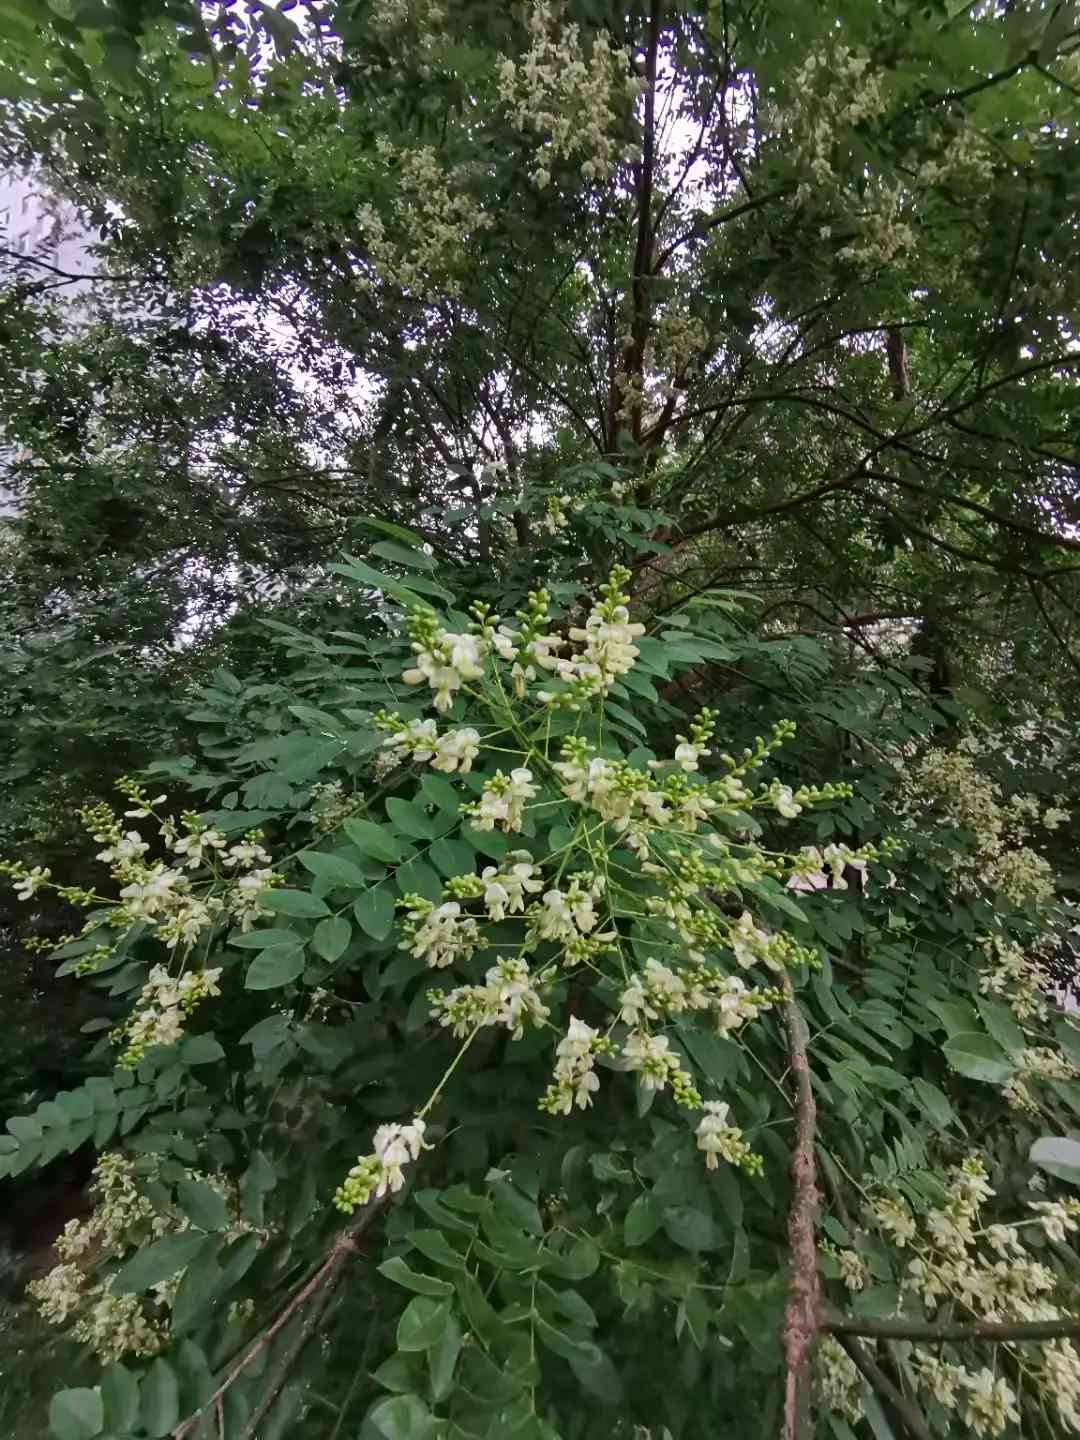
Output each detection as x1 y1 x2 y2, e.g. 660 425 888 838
333 1117 429 1213
782 43 889 203
402 605 488 712
498 1 640 190
539 1016 612 1114
858 1155 1080 1436
466 768 538 833
489 587 569 696
377 712 482 775
1005 1044 1080 1112
695 1101 762 1173
357 140 494 299
309 779 368 834
29 1153 250 1362
617 957 779 1037
430 956 553 1039
979 932 1054 1022
525 872 615 965
899 744 1059 905
400 895 481 970
115 963 222 1068
815 1336 863 1423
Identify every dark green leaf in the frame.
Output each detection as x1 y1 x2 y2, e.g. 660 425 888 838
355 887 396 940
377 1256 454 1296
261 890 330 919
49 1389 103 1440
140 1359 180 1438
245 945 305 989
112 1232 208 1295
176 1178 229 1232
312 914 352 961
396 1296 451 1351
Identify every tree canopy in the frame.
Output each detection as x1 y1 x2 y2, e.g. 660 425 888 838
1 3 1080 1439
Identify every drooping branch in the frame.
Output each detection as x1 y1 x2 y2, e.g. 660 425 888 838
825 1312 1080 1344
834 1335 933 1440
780 976 820 1440
171 1197 387 1440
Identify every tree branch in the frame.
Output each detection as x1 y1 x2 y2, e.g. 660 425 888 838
781 977 820 1440
825 1312 1080 1344
834 1334 933 1440
172 1198 387 1440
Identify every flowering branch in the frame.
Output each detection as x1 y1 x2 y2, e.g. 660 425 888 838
834 1334 933 1440
824 1312 1080 1344
780 976 820 1440
171 1199 387 1440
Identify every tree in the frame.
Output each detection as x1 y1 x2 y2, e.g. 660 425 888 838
1 2 1080 1437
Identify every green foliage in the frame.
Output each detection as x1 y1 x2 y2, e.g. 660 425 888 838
2 1 1080 1436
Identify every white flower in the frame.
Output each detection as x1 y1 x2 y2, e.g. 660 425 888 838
96 832 149 865
542 1017 602 1114
222 840 272 869
172 828 227 870
621 1030 675 1091
405 900 480 969
695 1101 747 1169
618 977 657 1027
960 1368 1019 1437
119 864 187 917
774 786 802 819
372 1117 428 1194
674 741 704 772
14 865 50 900
404 631 486 712
432 727 481 773
469 768 537 833
729 910 772 969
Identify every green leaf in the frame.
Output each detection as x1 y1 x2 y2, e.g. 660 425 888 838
663 1205 721 1252
343 818 405 862
100 1365 139 1433
245 945 305 990
178 1034 226 1065
1030 1136 1080 1186
428 1309 463 1401
176 1178 229 1232
409 1228 467 1270
370 539 437 571
298 851 369 889
428 835 474 878
355 887 396 940
377 1256 454 1296
368 1393 437 1440
313 914 352 961
49 1389 103 1440
112 1232 208 1295
534 1315 602 1367
229 928 301 950
911 1078 958 1130
332 555 452 603
943 1032 1014 1085
396 1296 451 1351
261 890 330 919
140 1359 180 1438
386 797 437 839
975 997 1026 1054
624 1194 662 1247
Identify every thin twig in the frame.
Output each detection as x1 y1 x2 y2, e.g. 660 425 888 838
238 1271 342 1440
825 1312 1080 1344
171 1199 386 1439
834 1334 933 1440
780 976 820 1440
